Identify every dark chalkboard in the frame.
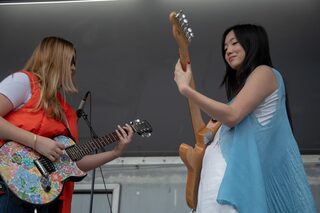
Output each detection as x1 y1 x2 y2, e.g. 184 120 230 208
0 0 319 155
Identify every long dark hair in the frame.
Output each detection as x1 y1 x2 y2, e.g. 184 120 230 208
220 24 293 129
221 24 272 100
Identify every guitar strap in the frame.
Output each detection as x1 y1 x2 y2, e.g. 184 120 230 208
61 112 76 142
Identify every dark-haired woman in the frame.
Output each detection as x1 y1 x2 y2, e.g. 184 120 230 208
174 24 316 213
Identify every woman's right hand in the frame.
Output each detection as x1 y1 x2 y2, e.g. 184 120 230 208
174 59 192 96
34 135 65 162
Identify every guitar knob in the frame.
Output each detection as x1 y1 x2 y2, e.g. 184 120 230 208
40 176 51 193
44 185 51 193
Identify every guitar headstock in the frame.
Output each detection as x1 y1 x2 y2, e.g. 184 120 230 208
169 10 194 51
130 119 152 138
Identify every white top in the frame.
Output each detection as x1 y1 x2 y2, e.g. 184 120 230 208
254 89 278 126
197 89 279 213
0 72 71 129
0 72 31 110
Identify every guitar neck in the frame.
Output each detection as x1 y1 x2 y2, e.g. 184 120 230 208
179 48 205 141
66 131 121 161
65 119 151 162
179 47 190 71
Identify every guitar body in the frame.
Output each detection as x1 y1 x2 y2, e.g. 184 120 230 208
0 135 86 205
179 143 205 209
179 122 221 209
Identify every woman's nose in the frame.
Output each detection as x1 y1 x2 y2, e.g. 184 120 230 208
226 46 233 55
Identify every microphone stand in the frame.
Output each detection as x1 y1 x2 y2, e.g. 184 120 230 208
78 110 98 213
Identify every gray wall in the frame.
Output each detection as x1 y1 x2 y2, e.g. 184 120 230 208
0 0 319 155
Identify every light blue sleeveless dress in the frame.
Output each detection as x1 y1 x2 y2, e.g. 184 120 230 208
214 69 316 212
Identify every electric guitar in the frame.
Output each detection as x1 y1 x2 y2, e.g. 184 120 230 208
169 10 221 210
0 119 152 205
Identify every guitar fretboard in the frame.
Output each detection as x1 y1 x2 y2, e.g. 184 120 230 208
65 132 120 161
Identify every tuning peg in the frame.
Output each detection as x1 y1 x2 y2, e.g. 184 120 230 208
185 28 194 42
176 10 183 18
179 15 187 24
180 19 189 29
183 26 191 34
181 27 194 42
176 10 185 19
132 119 140 123
142 133 151 138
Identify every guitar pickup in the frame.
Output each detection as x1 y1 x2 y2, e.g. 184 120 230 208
34 159 49 177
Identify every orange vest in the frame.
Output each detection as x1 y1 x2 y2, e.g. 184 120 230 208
0 70 78 213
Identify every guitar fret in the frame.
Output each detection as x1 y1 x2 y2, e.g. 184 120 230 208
71 146 79 160
105 134 111 144
96 137 104 148
102 135 110 145
94 139 101 149
84 143 92 153
90 141 97 150
67 146 77 161
88 142 94 152
109 133 115 142
75 149 82 160
112 132 119 141
82 144 88 155
101 135 109 145
76 145 85 159
105 136 111 145
80 146 87 157
65 147 75 161
98 138 105 147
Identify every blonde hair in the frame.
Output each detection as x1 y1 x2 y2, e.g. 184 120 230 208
24 36 78 120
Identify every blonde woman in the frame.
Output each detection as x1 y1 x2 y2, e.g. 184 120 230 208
0 37 133 213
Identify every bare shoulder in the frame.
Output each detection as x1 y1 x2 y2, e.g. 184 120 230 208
249 65 274 80
247 65 277 89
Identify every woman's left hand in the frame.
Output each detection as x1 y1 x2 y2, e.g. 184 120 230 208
174 59 192 96
113 123 133 157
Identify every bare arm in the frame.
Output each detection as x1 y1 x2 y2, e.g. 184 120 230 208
174 61 277 127
76 124 133 172
0 94 65 161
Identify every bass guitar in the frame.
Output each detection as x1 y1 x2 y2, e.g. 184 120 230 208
0 119 152 205
169 10 221 210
